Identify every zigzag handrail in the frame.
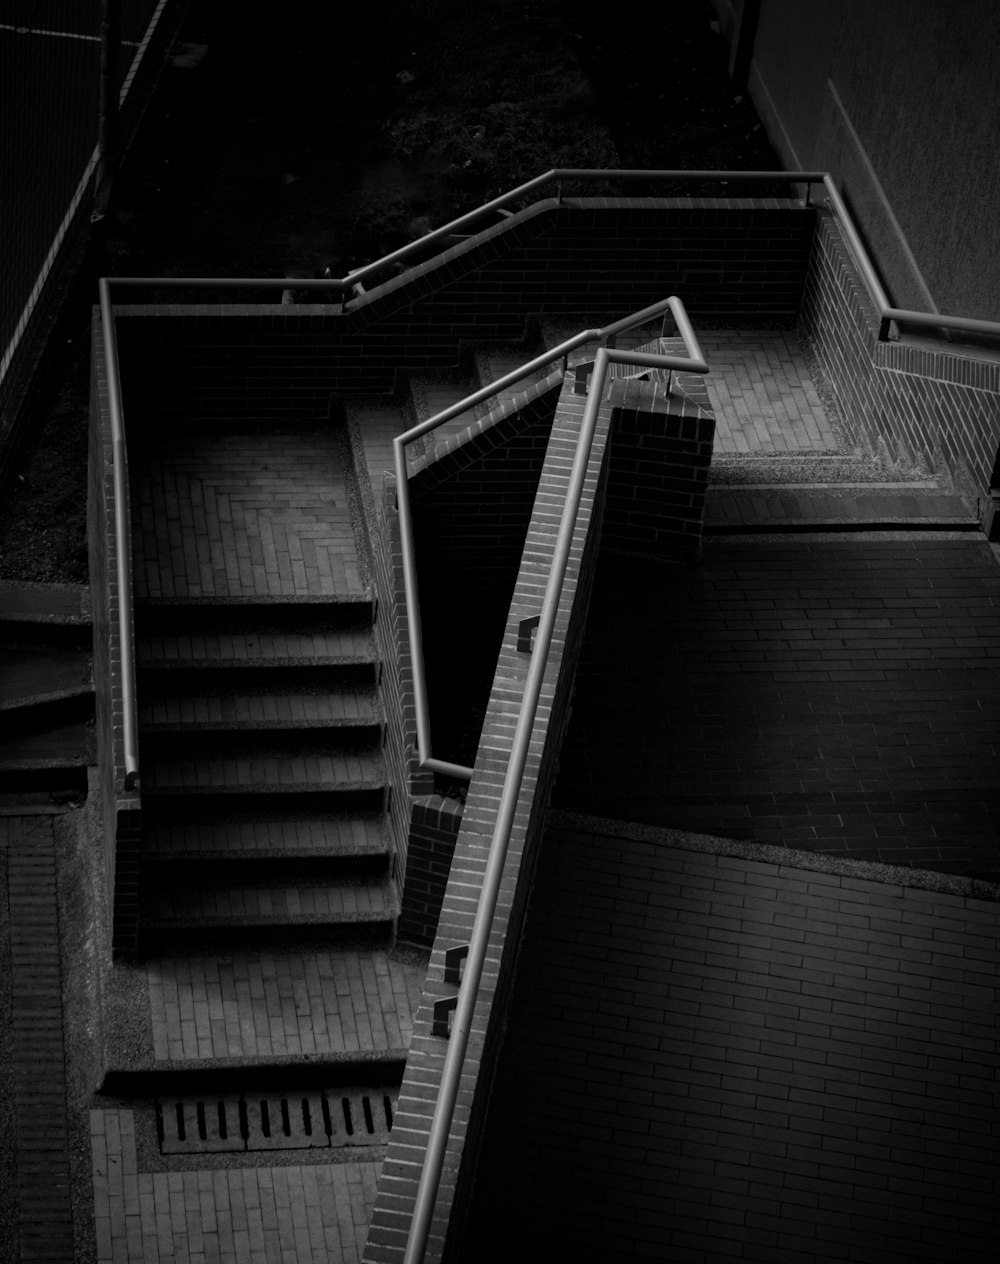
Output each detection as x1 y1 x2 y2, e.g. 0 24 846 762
393 294 706 782
400 299 709 1264
103 169 1000 344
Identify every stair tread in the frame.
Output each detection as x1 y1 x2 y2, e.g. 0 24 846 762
143 813 386 859
140 684 379 730
137 627 375 667
142 877 396 925
704 485 976 525
140 947 426 1063
143 749 383 793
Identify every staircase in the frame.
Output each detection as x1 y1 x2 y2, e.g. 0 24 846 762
135 595 390 947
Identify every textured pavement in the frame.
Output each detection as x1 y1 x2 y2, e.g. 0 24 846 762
461 815 1000 1263
132 429 364 600
555 537 1000 875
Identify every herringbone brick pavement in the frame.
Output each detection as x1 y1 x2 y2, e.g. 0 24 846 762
698 330 840 454
132 429 363 599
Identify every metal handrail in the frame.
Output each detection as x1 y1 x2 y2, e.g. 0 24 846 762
98 278 139 791
392 296 703 782
401 310 710 1264
102 169 1000 344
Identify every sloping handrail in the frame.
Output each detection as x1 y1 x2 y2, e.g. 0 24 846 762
392 295 705 782
101 169 1000 344
400 303 709 1264
98 277 140 791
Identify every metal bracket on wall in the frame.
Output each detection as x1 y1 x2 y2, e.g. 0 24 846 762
432 995 458 1038
517 615 540 653
443 945 469 985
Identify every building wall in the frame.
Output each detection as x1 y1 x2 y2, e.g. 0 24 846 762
745 0 1000 322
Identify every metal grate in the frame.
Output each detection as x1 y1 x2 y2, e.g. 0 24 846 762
157 1086 396 1154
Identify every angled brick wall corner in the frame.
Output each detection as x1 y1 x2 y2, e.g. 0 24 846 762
803 210 1000 518
363 381 614 1264
399 794 465 947
604 364 716 563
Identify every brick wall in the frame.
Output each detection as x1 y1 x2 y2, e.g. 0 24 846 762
803 210 1000 519
364 380 614 1264
399 795 465 946
88 321 142 954
604 358 715 561
113 197 815 428
458 814 1000 1264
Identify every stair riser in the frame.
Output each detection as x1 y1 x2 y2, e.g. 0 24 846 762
138 663 377 689
138 919 396 951
141 855 390 882
135 602 374 636
143 788 387 814
140 724 382 753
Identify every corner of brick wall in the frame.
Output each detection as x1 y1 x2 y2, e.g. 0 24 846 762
604 367 716 563
398 794 465 946
803 209 1000 517
363 380 614 1264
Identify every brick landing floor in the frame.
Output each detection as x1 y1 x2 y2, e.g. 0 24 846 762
132 429 363 599
698 330 841 455
554 537 1000 876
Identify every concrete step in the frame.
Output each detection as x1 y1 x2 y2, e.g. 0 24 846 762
141 747 384 798
139 682 380 733
704 483 979 531
111 946 427 1069
141 809 387 865
140 875 397 944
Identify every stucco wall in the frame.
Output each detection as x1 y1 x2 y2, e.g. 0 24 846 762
747 0 1000 322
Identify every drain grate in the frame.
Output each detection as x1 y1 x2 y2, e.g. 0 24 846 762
157 1086 396 1154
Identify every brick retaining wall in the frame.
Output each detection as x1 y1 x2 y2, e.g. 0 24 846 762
803 210 1000 520
112 198 814 427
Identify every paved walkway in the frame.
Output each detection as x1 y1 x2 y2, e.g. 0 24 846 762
132 429 363 599
92 1110 378 1264
460 814 1000 1263
554 537 1000 875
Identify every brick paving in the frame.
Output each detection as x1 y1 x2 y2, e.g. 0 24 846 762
91 1109 378 1264
699 329 841 454
132 428 363 599
2 814 75 1263
147 950 424 1063
460 815 1000 1263
555 536 1000 876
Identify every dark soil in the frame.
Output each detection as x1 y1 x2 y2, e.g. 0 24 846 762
0 0 778 585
